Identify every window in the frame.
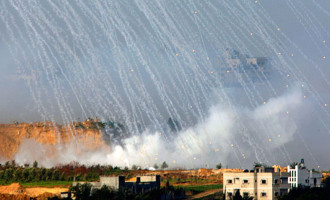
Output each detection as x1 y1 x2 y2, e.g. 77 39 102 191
243 192 249 197
227 179 232 184
261 179 267 184
274 179 279 184
275 192 279 196
227 192 233 197
243 179 249 183
261 192 267 197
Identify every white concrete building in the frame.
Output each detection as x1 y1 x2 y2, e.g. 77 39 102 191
223 159 322 200
223 167 290 200
287 159 322 188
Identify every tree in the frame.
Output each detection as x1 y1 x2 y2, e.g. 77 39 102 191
153 164 159 170
11 160 17 168
52 169 60 180
59 172 66 181
290 162 298 168
253 162 262 168
233 190 243 200
131 165 138 170
33 161 38 168
13 169 22 181
161 161 168 170
323 176 330 191
216 163 222 169
22 168 30 182
4 161 10 169
0 170 4 179
28 168 37 181
70 183 92 200
4 168 14 182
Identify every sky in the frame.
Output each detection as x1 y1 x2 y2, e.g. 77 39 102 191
0 0 330 169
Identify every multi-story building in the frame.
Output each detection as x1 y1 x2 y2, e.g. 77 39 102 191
223 166 289 200
223 160 322 200
287 159 322 188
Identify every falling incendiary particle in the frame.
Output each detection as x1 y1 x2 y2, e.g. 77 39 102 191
323 56 326 59
190 105 193 109
186 79 188 82
250 32 254 36
210 71 214 74
206 57 210 60
173 160 176 163
277 27 280 31
290 54 294 57
323 40 326 44
192 49 196 53
285 84 289 87
302 84 304 87
304 96 307 98
278 52 282 55
286 111 289 114
277 134 281 137
263 101 266 104
287 74 290 77
325 104 327 107
194 11 198 14
268 138 272 142
209 141 212 144
230 144 234 147
176 53 179 56
155 158 158 160
255 1 258 4
193 157 197 160
130 69 134 72
215 148 220 152
181 145 185 149
227 70 230 73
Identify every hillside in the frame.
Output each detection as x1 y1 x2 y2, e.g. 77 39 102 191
0 120 110 162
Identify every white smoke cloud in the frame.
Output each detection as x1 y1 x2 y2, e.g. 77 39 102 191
14 88 304 168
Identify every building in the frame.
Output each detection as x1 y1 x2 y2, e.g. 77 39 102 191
73 175 160 195
223 159 322 200
287 159 322 188
220 49 271 86
223 166 290 200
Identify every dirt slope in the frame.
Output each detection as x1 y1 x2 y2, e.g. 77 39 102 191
0 183 67 200
0 121 107 160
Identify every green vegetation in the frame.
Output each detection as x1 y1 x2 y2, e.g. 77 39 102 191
278 176 330 200
20 181 72 187
161 161 168 169
216 163 222 169
59 182 185 200
0 160 129 186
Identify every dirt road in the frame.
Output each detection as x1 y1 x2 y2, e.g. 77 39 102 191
189 188 222 199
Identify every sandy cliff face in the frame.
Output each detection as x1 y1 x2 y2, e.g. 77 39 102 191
0 121 108 163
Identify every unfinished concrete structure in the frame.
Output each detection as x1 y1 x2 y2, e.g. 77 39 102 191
73 175 160 194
